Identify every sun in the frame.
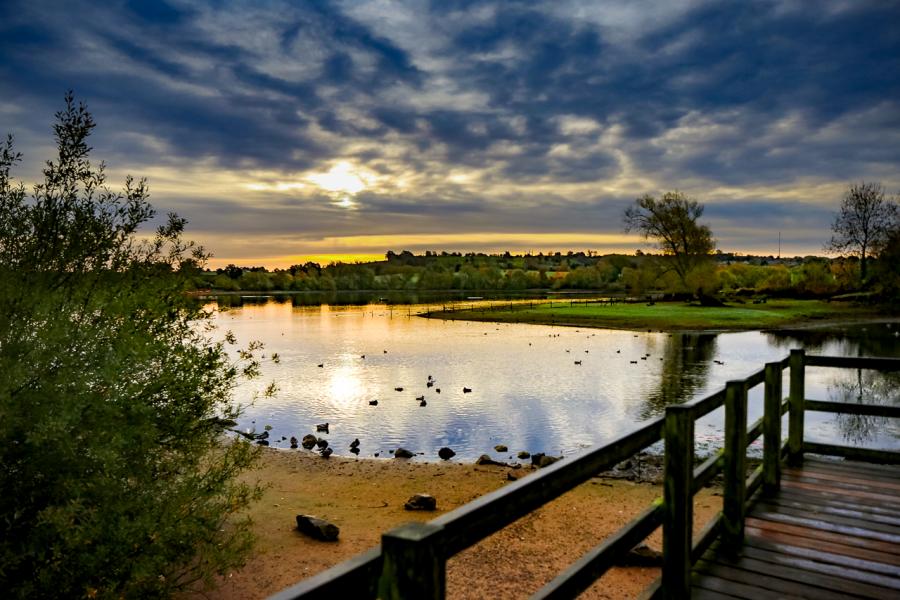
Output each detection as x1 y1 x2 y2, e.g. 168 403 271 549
307 161 368 195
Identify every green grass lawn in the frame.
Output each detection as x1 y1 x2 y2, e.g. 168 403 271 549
430 299 886 331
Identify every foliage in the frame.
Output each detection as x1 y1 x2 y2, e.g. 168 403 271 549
623 191 716 294
873 225 900 301
0 94 263 598
826 182 898 282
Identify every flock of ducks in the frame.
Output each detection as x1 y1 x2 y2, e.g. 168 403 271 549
259 329 732 458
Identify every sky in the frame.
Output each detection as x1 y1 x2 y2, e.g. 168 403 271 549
1 0 899 268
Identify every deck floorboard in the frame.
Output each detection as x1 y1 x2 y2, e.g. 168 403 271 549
692 458 900 599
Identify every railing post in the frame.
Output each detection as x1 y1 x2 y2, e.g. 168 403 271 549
378 522 445 600
663 405 694 600
722 380 748 552
788 349 806 467
763 362 783 495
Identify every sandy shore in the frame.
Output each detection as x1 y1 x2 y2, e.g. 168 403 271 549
189 449 721 600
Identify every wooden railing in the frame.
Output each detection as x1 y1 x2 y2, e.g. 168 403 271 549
268 351 900 600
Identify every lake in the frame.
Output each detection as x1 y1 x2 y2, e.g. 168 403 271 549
211 295 900 462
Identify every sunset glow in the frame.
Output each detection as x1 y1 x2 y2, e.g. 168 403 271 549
1 1 897 267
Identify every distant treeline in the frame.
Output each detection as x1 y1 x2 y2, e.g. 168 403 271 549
183 250 888 299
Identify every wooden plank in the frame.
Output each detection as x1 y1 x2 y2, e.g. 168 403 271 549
722 381 748 550
749 507 900 544
692 571 802 600
780 474 900 504
781 469 900 498
746 523 900 568
752 501 900 538
803 442 900 465
807 454 900 474
804 398 900 418
268 547 382 600
788 349 805 466
745 517 900 556
694 559 857 600
704 554 900 599
430 416 664 556
662 405 694 599
762 362 783 495
802 457 900 481
691 586 744 600
776 488 900 519
688 388 726 420
733 543 900 591
764 493 900 528
531 502 663 600
808 462 900 484
804 354 900 370
693 451 724 493
378 522 445 600
743 534 900 576
691 512 723 564
779 479 900 511
794 457 900 482
799 464 900 488
782 465 900 492
744 367 767 389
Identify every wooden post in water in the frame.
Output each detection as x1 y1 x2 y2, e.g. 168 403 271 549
788 349 806 467
722 380 748 552
663 404 694 600
763 362 783 495
378 522 445 600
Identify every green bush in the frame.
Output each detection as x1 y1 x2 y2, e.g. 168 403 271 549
0 95 262 598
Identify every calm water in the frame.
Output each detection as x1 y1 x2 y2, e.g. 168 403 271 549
213 296 900 461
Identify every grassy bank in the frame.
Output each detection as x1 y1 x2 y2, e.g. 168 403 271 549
426 299 889 331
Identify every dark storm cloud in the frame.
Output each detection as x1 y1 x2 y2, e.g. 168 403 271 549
1 0 898 258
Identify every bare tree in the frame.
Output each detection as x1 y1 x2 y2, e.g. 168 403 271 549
623 191 715 294
827 182 898 282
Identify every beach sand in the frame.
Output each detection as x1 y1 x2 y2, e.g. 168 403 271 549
193 448 720 600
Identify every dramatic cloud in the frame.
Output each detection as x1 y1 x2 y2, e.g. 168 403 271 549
1 0 898 265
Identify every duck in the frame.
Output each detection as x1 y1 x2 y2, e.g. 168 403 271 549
463 387 472 393
316 423 329 432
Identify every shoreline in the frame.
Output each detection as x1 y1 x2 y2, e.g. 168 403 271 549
187 449 720 600
421 302 897 334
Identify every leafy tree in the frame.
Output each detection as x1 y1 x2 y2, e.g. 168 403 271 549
0 94 263 598
826 182 898 282
873 225 900 301
623 191 716 297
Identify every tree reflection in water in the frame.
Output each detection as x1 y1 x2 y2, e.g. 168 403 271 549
828 369 900 444
639 333 718 419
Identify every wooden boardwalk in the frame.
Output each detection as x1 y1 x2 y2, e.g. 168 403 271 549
693 457 900 599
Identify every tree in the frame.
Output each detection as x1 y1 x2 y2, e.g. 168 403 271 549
623 191 716 297
873 225 900 300
0 94 264 598
827 182 898 282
